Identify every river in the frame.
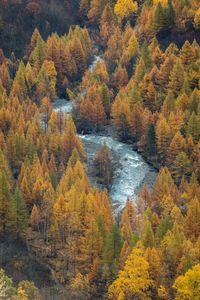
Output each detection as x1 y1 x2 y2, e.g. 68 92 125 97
52 54 157 212
53 99 157 212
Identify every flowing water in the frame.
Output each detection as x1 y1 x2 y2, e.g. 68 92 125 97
53 99 157 212
52 55 157 211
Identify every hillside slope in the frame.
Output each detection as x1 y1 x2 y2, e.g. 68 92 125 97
0 0 81 57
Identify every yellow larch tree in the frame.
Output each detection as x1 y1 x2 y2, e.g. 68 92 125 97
173 264 200 300
194 8 200 29
107 242 152 300
153 0 168 6
114 0 138 20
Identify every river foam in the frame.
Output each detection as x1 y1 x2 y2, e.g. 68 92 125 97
53 99 157 211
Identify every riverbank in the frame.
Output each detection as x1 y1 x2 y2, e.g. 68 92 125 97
53 99 158 213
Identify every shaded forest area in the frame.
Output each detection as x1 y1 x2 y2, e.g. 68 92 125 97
0 0 81 57
1 0 200 58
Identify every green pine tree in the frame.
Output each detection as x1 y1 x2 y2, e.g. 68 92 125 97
14 188 28 235
154 3 165 33
142 217 155 248
0 172 16 236
187 112 200 143
146 123 157 157
141 41 153 70
103 224 122 277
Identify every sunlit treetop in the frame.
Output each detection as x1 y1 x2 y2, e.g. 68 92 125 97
114 0 138 20
153 0 168 5
194 8 200 29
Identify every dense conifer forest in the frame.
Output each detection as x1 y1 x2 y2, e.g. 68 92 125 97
0 0 200 299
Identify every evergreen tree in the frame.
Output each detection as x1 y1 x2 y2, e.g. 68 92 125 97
29 35 46 70
0 171 16 235
171 151 192 184
146 123 157 157
155 215 173 244
187 112 200 143
165 0 175 29
100 84 111 118
141 42 153 70
103 224 122 277
154 3 165 33
94 143 113 188
10 61 27 101
111 95 130 140
36 59 57 102
27 28 42 57
14 188 28 235
142 218 155 248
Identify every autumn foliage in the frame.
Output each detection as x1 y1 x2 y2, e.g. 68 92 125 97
0 1 199 299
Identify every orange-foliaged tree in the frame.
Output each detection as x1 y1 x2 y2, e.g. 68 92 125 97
0 2 200 298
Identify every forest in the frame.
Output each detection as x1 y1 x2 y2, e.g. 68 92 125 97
0 0 200 299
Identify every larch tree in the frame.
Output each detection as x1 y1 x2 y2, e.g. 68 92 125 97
185 197 200 241
171 151 192 185
36 59 57 102
61 116 85 162
128 103 144 142
29 204 40 230
94 142 113 188
107 243 152 300
152 167 174 213
145 247 167 298
168 59 185 97
194 8 200 29
156 116 172 164
88 0 104 23
120 199 136 243
10 61 27 101
180 40 196 65
161 222 185 278
153 0 168 5
0 63 12 93
27 28 42 57
114 0 138 20
173 264 200 300
25 62 36 95
121 32 139 66
111 95 130 140
112 65 128 90
41 96 52 130
100 4 116 45
29 35 46 70
91 95 106 131
167 131 186 167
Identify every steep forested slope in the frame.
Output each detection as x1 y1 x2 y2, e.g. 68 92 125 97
0 0 81 56
0 1 200 299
